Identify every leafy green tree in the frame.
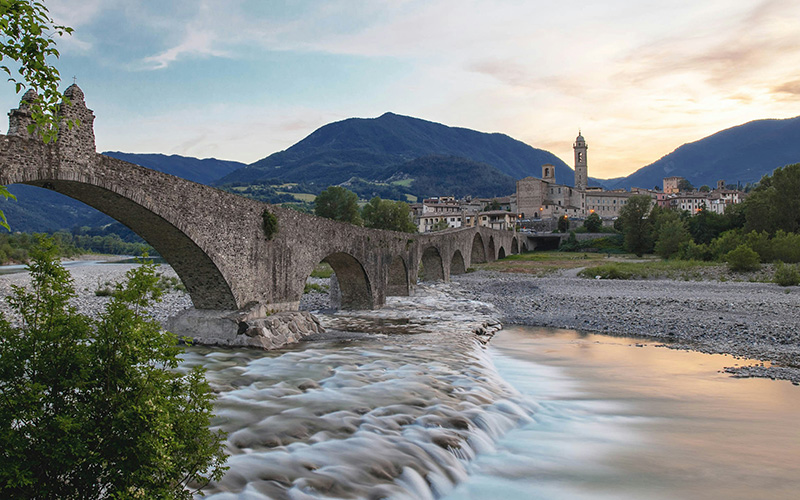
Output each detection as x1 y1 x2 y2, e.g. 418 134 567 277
677 179 694 192
618 194 654 256
1 0 73 141
361 196 416 232
654 219 691 259
557 215 569 233
0 237 227 499
314 186 362 225
484 199 502 211
744 163 800 235
687 207 729 245
699 185 711 192
430 219 450 232
0 1 74 229
583 212 602 232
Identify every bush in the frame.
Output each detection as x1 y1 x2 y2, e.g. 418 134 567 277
680 240 713 261
559 231 580 251
774 261 800 286
0 237 227 498
725 244 761 272
578 263 632 280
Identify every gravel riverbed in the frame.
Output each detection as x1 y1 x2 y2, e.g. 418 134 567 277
3 261 798 383
451 270 800 383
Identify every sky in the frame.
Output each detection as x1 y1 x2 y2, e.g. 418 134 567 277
2 0 800 179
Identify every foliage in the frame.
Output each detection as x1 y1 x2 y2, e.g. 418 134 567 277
303 282 329 294
687 207 735 245
314 186 362 225
262 208 278 240
577 263 632 280
310 262 333 279
583 212 602 232
774 262 800 286
744 163 800 234
0 237 228 499
654 219 692 259
484 199 502 211
677 178 694 192
558 231 580 251
680 240 713 261
725 244 761 272
618 194 654 257
557 215 569 233
0 0 73 142
699 185 711 192
0 230 82 264
430 219 450 232
361 196 416 233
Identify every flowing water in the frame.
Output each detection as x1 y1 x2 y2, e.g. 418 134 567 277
186 322 800 500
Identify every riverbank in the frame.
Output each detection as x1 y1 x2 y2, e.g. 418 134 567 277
452 270 800 383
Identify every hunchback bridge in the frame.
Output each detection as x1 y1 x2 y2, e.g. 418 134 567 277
0 86 518 341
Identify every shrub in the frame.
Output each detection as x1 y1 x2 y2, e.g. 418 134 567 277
262 208 279 240
680 240 713 261
578 263 632 280
725 244 761 272
774 261 800 286
559 231 580 252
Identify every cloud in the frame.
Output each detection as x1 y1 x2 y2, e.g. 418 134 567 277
140 29 228 70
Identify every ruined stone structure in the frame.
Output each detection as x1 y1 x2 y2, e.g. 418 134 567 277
0 87 516 344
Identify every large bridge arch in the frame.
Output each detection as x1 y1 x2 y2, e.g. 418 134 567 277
386 255 410 296
320 252 373 309
451 249 466 275
471 233 486 264
12 177 239 310
420 246 444 281
488 236 496 261
511 237 519 254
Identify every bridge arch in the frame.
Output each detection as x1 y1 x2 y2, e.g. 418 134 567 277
386 255 409 296
17 178 237 310
498 247 506 259
451 249 466 275
471 233 486 264
319 252 373 309
511 237 519 254
420 246 444 281
488 236 496 261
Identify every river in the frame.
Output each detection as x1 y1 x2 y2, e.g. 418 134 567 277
186 323 800 499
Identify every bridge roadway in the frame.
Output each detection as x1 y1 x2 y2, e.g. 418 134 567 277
0 86 518 327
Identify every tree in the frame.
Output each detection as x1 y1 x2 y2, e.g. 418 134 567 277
743 163 800 235
430 219 449 231
1 0 72 141
314 186 362 225
699 185 711 192
618 194 654 256
361 196 416 233
484 199 502 211
557 215 569 233
0 237 227 498
583 212 602 232
654 219 691 259
677 179 694 192
0 1 74 229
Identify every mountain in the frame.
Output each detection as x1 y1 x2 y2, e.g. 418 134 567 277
217 112 574 187
1 153 244 233
102 152 245 185
605 116 800 190
383 155 517 198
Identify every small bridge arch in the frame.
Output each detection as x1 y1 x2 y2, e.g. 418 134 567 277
420 246 444 281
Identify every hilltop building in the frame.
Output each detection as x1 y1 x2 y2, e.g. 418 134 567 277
515 132 638 220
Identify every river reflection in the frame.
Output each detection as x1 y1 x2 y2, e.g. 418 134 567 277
446 326 800 500
186 325 800 500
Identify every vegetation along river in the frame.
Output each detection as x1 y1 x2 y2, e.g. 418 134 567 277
185 322 800 499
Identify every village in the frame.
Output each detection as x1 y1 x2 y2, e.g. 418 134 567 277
411 132 745 233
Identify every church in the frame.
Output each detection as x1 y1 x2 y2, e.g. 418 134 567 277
515 133 638 220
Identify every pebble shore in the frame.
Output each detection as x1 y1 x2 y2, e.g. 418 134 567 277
451 270 800 383
3 260 798 383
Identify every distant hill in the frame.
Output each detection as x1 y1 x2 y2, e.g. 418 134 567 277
102 152 244 185
217 112 574 187
383 155 517 198
1 153 244 233
604 116 800 190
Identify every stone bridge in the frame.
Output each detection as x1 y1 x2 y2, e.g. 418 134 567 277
0 86 518 342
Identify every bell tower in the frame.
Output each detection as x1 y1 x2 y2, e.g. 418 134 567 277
574 131 588 191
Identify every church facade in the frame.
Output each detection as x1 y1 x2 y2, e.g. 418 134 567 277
515 132 636 220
